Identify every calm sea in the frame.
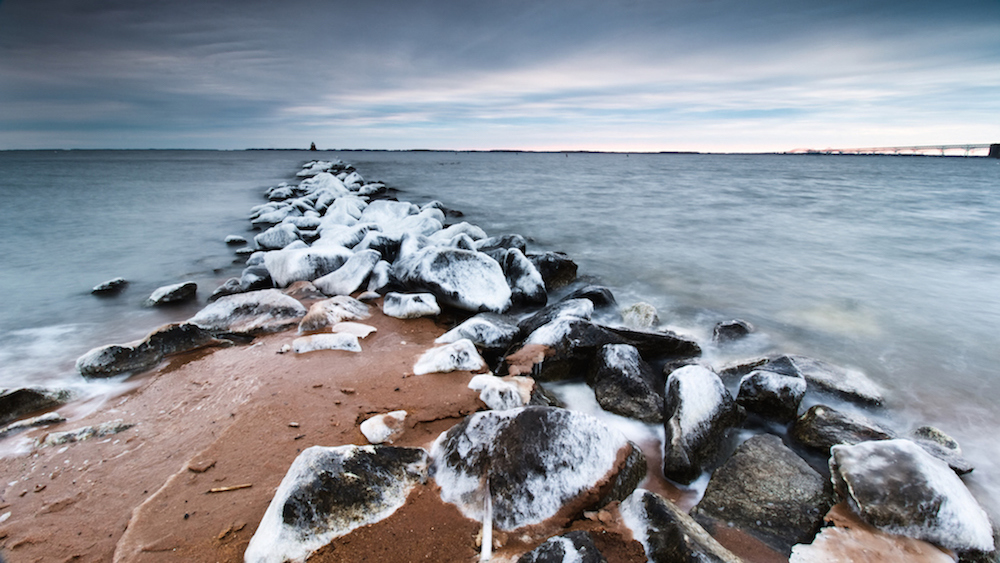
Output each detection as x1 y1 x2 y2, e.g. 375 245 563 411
2 149 998 512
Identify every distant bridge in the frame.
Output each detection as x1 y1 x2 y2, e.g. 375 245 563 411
787 143 999 157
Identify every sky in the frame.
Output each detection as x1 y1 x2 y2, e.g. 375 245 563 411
1 0 998 152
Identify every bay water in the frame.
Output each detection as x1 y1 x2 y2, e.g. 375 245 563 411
1 149 998 514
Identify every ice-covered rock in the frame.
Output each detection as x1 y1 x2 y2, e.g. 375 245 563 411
189 289 307 335
360 410 407 444
358 199 415 227
910 426 974 475
790 404 894 452
501 248 547 307
830 439 994 552
342 170 364 187
282 215 321 231
292 333 361 354
382 292 441 319
602 325 702 361
262 246 354 287
383 209 443 239
435 313 520 353
516 531 607 563
240 265 273 291
254 223 301 250
475 233 527 254
430 406 645 531
366 260 392 293
468 373 533 411
76 323 229 378
692 434 833 554
737 368 807 422
244 445 428 563
446 233 478 250
320 195 367 225
506 318 623 381
300 172 349 197
620 488 742 563
563 285 617 310
208 277 243 303
91 277 128 295
315 222 376 249
40 419 133 447
330 322 376 338
297 296 370 333
355 231 401 264
413 339 486 375
313 249 381 296
591 344 664 423
527 252 578 290
0 387 73 426
620 302 659 330
791 355 885 406
429 221 488 244
224 234 247 245
392 247 511 313
517 298 594 337
145 281 197 306
0 411 65 439
662 365 744 484
251 205 297 229
713 319 754 343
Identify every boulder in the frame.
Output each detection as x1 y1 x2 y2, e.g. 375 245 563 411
366 260 392 293
251 206 297 229
224 234 247 245
413 339 486 375
712 319 753 343
76 323 229 378
244 445 429 563
298 296 370 333
563 285 617 310
312 249 381 296
91 277 128 295
435 313 521 354
620 302 659 330
0 387 73 426
282 280 326 301
517 531 608 563
468 373 534 411
0 411 66 439
430 406 645 531
721 355 885 406
291 333 362 354
911 426 974 475
360 411 408 445
736 368 807 422
527 252 578 290
358 199 415 227
330 322 377 339
254 223 301 250
692 434 833 554
508 318 625 381
145 281 197 306
591 344 664 423
429 221 487 244
603 326 702 361
355 231 401 264
662 365 744 484
518 298 594 337
263 246 353 287
620 489 742 563
207 277 243 303
315 222 377 249
392 247 512 313
501 248 548 307
240 265 273 291
475 233 527 254
188 289 307 335
382 292 441 319
790 404 895 452
830 439 994 552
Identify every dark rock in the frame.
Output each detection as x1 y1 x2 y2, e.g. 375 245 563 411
662 365 744 484
507 318 625 381
0 388 73 426
392 246 511 313
475 233 528 254
528 382 564 408
736 368 806 422
240 265 273 291
145 281 197 306
528 252 578 290
501 248 548 308
431 406 645 531
712 319 753 343
620 488 742 563
562 285 617 310
720 355 884 406
244 445 429 563
0 411 66 439
602 325 702 361
91 277 128 295
830 439 994 552
790 404 895 452
436 313 521 356
189 289 307 335
692 434 834 555
517 531 607 563
224 235 247 245
518 298 594 337
208 278 243 303
253 223 301 250
76 322 230 378
591 344 664 423
911 426 975 475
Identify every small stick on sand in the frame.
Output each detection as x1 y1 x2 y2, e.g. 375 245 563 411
206 483 253 494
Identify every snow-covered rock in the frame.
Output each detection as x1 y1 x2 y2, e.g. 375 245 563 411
366 260 392 293
188 289 307 335
92 277 128 295
413 339 486 375
358 199 415 227
240 265 273 291
527 252 578 290
662 365 744 484
342 170 364 188
298 296 370 333
517 298 594 337
360 411 407 444
591 344 664 423
208 278 243 303
262 246 353 287
435 313 520 353
315 222 376 249
244 445 428 563
792 355 885 406
392 247 511 313
77 322 228 378
737 368 807 422
382 292 441 319
0 388 73 426
299 172 349 198
830 439 994 552
313 249 381 296
320 195 367 225
516 531 607 563
468 373 533 411
430 406 645 531
254 223 301 250
713 319 754 343
621 488 742 563
500 248 547 307
292 333 361 354
428 221 487 244
145 281 197 306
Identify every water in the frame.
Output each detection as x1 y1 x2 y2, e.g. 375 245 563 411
2 150 999 514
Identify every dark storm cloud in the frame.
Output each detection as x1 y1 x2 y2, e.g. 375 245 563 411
1 0 997 150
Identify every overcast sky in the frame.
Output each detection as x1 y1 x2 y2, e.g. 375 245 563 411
1 0 998 152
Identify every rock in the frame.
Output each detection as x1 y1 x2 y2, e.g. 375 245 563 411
468 373 534 411
312 249 381 296
298 296 370 333
188 289 307 335
662 365 744 484
429 222 488 244
518 298 594 337
591 344 664 423
145 281 197 306
76 323 229 378
392 246 511 313
430 406 645 531
382 292 441 319
790 404 895 453
330 322 377 339
207 278 243 303
282 280 326 301
244 445 429 563
620 488 742 563
366 260 392 293
91 277 128 295
830 439 994 552
911 426 974 475
360 411 408 444
721 355 885 406
291 333 362 354
355 232 401 264
508 318 625 381
262 246 353 287
527 252 578 290
712 319 753 343
602 325 702 361
517 531 608 563
224 234 247 245
240 265 273 291
358 199 415 227
501 248 548 308
436 313 521 354
563 285 617 310
475 233 527 254
692 434 833 554
621 302 659 330
40 419 134 447
0 388 73 426
254 223 301 250
736 368 807 422
413 339 486 375
0 412 66 439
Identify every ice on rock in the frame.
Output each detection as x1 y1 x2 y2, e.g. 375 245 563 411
254 223 301 250
321 196 368 225
382 209 443 239
145 281 197 306
315 222 377 249
435 313 520 351
313 249 381 296
342 171 364 188
298 296 370 333
360 410 407 444
382 292 441 319
428 221 487 244
413 339 486 375
331 322 377 338
366 260 392 293
263 246 353 287
299 172 349 198
189 290 307 335
392 247 512 313
358 200 415 227
468 373 532 411
292 333 361 354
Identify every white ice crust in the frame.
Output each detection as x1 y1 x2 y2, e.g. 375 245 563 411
382 292 441 319
189 289 306 334
435 314 518 349
667 365 729 439
330 322 377 338
263 246 352 287
312 249 381 296
360 410 407 444
292 333 361 354
413 339 486 375
468 373 532 411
